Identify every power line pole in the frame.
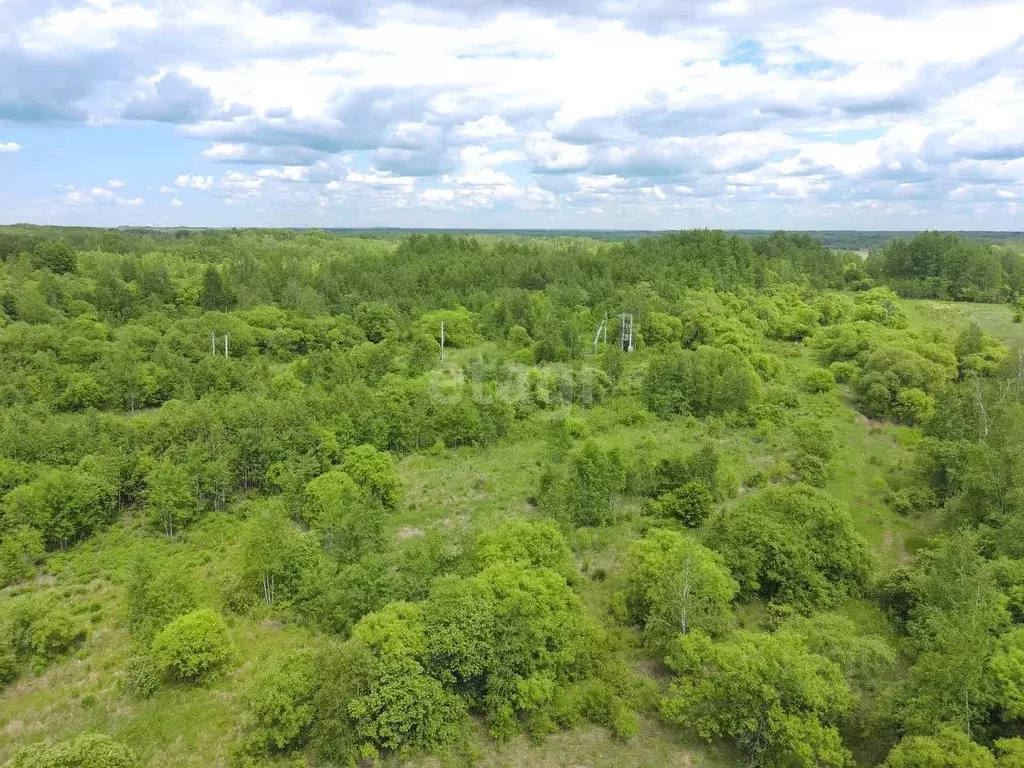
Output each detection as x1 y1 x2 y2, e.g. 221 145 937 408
593 313 608 354
210 332 231 357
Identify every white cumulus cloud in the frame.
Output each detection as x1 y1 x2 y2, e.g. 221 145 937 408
8 0 1024 227
175 174 214 191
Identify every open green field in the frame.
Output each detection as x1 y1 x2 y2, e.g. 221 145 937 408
902 297 1024 345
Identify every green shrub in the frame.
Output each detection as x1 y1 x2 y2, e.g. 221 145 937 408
476 518 576 583
791 453 831 487
302 469 386 562
2 468 117 549
996 738 1024 767
537 441 626 527
829 361 858 383
416 307 477 348
707 484 871 611
609 702 639 740
792 418 837 461
28 608 87 666
120 654 160 699
342 444 403 511
749 352 781 381
802 368 836 394
354 301 398 343
312 603 468 763
151 609 234 683
886 486 938 517
242 650 317 755
620 529 737 651
124 549 198 642
789 418 836 487
0 526 45 586
58 373 106 411
642 345 759 418
662 630 853 768
892 386 936 425
646 482 714 527
30 240 77 274
506 324 531 349
422 561 629 742
0 647 18 688
653 442 720 498
882 727 996 768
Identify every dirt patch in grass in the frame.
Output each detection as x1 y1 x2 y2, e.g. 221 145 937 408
882 528 912 565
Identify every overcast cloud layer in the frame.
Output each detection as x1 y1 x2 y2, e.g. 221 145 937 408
1 0 1023 229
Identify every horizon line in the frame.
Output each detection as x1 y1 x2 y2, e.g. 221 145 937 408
3 223 1024 235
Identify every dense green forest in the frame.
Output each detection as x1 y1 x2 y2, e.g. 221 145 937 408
1 225 1024 767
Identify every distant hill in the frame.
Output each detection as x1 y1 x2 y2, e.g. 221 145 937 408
2 224 1023 252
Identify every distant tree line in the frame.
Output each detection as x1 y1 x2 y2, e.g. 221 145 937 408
866 231 1024 303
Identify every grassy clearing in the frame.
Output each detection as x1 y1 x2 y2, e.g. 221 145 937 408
410 719 725 768
824 404 923 567
902 298 1023 345
0 512 319 768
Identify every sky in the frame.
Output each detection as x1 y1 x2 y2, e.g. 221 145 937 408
1 0 1023 230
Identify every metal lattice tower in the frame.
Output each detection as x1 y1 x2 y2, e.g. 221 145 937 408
618 313 635 352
